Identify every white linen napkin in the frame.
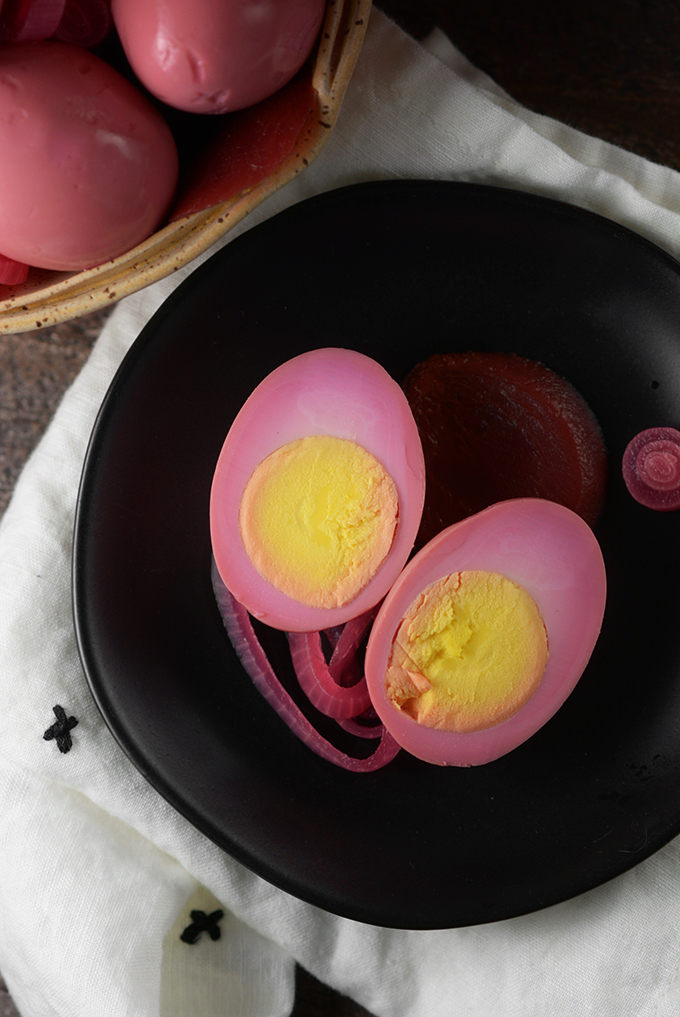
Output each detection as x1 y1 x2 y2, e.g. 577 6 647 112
2 10 680 1017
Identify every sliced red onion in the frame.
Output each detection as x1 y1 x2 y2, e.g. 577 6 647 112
55 0 111 47
0 253 29 286
287 631 372 719
335 712 383 739
212 563 400 772
322 625 343 651
0 0 66 41
328 608 376 683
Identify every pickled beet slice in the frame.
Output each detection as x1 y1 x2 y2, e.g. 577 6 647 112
622 427 680 511
403 352 607 546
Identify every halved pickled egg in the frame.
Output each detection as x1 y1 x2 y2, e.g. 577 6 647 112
210 348 426 632
364 498 606 766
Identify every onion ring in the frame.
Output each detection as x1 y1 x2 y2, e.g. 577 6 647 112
212 561 400 772
287 630 372 719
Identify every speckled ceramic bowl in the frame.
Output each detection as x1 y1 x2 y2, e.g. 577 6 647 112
0 0 370 334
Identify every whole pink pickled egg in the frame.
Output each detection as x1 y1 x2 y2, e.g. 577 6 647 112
111 0 326 114
210 348 426 633
364 498 607 766
0 40 178 272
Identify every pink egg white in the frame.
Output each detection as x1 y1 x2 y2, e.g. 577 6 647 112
364 498 607 766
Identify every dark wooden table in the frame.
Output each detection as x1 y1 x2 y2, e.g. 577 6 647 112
3 0 680 1012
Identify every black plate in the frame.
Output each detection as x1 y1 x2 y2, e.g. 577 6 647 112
73 181 680 930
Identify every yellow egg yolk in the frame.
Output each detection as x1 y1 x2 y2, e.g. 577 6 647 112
239 435 399 609
385 570 548 732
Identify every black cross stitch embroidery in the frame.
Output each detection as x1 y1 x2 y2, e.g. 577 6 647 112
180 909 224 944
43 705 78 753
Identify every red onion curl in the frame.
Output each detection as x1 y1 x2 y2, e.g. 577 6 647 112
327 608 376 683
212 562 400 772
287 630 372 719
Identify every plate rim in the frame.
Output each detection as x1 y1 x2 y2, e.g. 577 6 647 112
73 178 680 929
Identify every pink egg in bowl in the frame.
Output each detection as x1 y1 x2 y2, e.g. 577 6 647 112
0 0 370 332
210 347 426 633
0 40 179 272
112 0 326 114
364 498 607 766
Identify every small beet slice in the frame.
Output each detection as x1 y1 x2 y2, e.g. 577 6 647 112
622 427 680 511
403 352 607 546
